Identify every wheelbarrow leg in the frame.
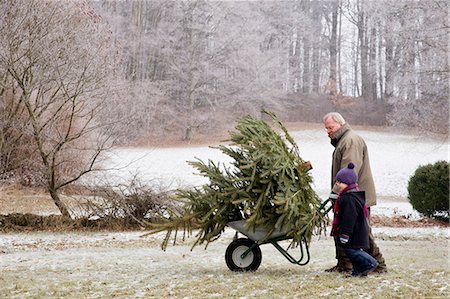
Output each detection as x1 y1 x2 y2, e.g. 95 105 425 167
270 236 311 266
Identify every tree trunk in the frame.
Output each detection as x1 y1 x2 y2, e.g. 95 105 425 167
328 0 339 95
290 27 300 93
184 126 193 141
311 2 322 94
353 26 360 97
301 0 311 93
384 28 393 99
49 189 71 218
302 35 311 94
377 21 386 125
358 1 369 99
337 2 343 93
369 27 377 102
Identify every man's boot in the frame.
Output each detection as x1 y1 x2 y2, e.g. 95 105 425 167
367 213 387 274
369 229 387 273
325 245 352 273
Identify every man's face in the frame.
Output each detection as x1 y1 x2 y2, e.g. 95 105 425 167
324 117 341 138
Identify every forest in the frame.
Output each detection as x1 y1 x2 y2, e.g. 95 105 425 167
92 0 449 141
0 0 448 195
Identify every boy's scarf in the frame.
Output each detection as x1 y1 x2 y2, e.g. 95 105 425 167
330 183 369 237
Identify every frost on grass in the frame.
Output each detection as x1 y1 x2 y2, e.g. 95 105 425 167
0 227 448 298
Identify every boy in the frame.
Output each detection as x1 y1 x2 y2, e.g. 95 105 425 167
330 162 378 277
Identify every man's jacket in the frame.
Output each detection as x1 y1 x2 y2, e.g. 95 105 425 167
330 124 377 207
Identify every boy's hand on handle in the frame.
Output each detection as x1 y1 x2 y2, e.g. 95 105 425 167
339 234 349 244
329 191 338 204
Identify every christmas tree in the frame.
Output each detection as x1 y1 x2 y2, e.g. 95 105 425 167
148 110 327 250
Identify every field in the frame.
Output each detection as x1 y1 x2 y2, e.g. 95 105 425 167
0 226 448 298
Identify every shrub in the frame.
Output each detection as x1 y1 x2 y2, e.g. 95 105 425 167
84 177 177 226
407 160 449 220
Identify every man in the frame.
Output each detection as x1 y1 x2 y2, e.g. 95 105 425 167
323 112 387 273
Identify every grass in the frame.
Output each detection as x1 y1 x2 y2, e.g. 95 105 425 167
0 230 448 298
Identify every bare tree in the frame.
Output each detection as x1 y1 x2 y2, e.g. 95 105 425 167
0 0 119 217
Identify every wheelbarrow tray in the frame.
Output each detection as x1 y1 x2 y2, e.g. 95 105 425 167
227 220 289 243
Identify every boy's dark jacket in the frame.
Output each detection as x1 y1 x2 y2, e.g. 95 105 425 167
333 190 370 249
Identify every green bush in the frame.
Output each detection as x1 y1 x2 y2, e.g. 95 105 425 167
407 160 449 220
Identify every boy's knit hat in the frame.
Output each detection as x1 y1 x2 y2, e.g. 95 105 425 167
336 162 358 185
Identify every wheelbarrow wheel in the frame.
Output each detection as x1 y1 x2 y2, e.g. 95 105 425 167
225 238 262 272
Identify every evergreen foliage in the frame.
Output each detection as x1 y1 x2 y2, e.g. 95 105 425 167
407 160 449 220
148 110 328 250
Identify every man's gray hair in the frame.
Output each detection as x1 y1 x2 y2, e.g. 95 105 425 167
323 112 346 125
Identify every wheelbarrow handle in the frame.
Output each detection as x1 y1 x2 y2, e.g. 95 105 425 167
319 198 334 215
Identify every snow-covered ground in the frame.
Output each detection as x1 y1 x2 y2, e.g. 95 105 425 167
103 127 448 220
0 227 448 298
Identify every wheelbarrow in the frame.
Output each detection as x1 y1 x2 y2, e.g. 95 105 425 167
225 198 333 271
